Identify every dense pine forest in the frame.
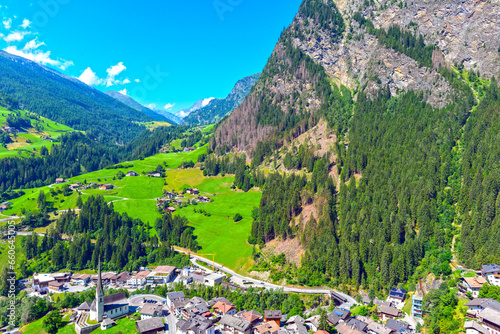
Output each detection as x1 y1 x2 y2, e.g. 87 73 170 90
0 126 192 191
22 195 191 275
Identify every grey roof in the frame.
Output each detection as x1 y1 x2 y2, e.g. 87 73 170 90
220 314 252 332
346 318 368 331
102 318 116 326
136 317 165 333
464 321 489 334
140 304 162 316
327 308 350 325
379 305 400 317
90 291 128 312
286 315 305 325
173 299 190 310
287 322 308 334
479 307 500 326
178 317 214 334
212 297 232 305
167 291 186 300
386 319 409 332
482 264 500 274
264 310 283 319
77 301 91 311
465 298 500 311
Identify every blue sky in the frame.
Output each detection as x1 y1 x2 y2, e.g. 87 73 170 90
0 0 302 113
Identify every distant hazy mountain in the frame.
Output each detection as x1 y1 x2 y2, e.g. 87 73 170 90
104 91 168 122
150 108 182 125
182 73 261 125
176 98 215 119
0 50 152 143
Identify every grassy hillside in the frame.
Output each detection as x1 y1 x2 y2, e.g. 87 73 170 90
2 143 261 272
0 107 74 158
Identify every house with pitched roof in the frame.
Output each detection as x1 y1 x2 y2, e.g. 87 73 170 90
140 304 163 320
464 321 489 334
327 308 350 326
460 276 488 298
465 298 500 318
254 321 281 334
214 300 237 316
135 317 165 334
237 310 263 326
482 264 500 287
478 307 500 334
379 305 400 321
388 288 406 303
263 310 282 326
220 314 252 334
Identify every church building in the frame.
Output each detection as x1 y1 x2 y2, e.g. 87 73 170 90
89 259 129 321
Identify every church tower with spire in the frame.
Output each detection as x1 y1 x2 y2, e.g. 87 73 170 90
96 257 104 322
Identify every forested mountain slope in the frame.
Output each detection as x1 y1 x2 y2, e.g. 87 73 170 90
0 51 152 144
105 91 169 122
182 73 261 125
211 0 500 291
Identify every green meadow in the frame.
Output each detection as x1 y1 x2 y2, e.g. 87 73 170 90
0 108 75 159
3 143 262 272
166 169 262 272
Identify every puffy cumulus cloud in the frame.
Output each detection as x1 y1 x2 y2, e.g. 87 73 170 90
20 19 30 29
105 62 126 87
134 79 140 83
3 18 12 30
164 103 176 110
23 39 45 51
4 46 73 70
78 62 133 88
78 67 102 86
147 103 156 109
4 30 28 42
118 89 127 96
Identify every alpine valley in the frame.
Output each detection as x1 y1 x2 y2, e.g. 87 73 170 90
1 1 500 334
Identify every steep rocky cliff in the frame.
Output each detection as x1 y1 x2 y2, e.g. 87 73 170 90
214 0 500 153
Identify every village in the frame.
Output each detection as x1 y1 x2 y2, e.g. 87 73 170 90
10 260 499 334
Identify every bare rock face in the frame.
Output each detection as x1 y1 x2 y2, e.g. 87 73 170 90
291 13 452 108
370 0 500 78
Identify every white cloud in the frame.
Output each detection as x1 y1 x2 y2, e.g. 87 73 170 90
164 103 176 110
118 89 127 96
20 19 30 29
4 31 28 42
4 46 73 70
3 18 12 30
202 97 215 107
147 103 156 109
78 67 102 86
23 39 44 51
78 62 132 87
134 79 140 83
105 62 126 87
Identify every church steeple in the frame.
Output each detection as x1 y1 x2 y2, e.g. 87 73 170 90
97 257 104 296
96 257 104 322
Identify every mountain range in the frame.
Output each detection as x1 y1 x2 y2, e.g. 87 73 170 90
0 50 152 143
182 73 261 125
209 0 500 299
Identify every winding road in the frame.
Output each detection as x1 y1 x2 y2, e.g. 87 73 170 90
174 248 356 305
